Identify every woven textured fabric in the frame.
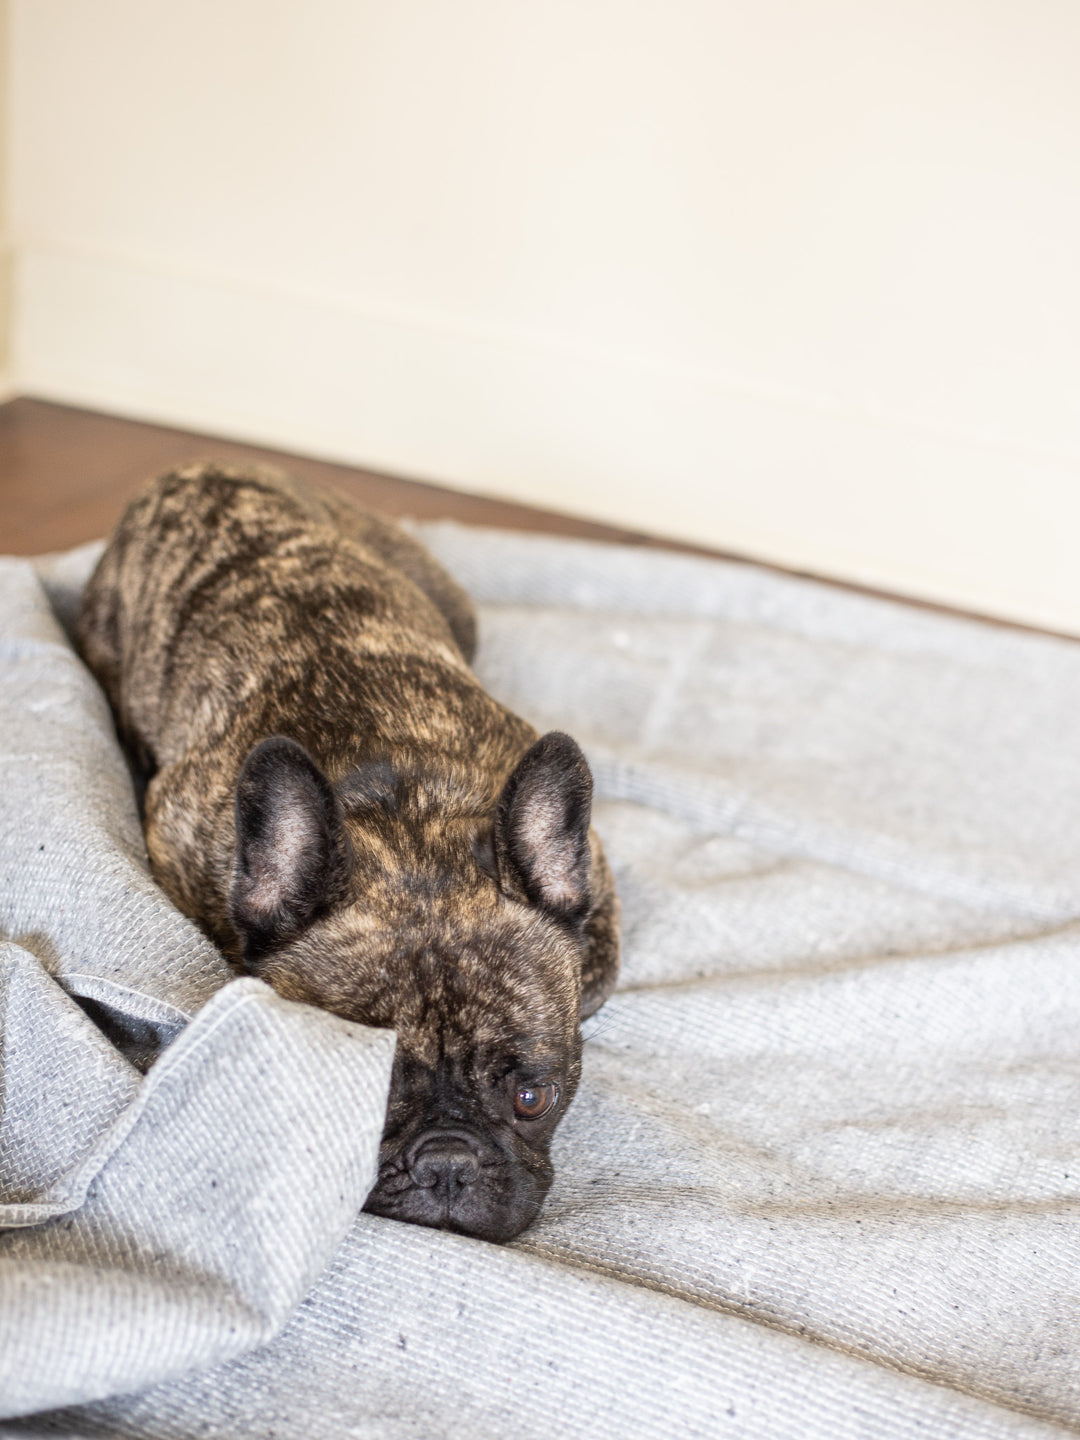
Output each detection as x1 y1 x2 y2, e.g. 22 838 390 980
4 525 1080 1437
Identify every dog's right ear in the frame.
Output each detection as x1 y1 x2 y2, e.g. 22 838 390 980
493 731 593 925
229 736 351 964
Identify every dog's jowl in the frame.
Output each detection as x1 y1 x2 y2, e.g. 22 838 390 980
77 463 620 1242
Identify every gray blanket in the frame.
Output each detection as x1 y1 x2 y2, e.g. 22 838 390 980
3 524 1080 1438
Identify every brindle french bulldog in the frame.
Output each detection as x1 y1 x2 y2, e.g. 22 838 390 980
77 462 619 1242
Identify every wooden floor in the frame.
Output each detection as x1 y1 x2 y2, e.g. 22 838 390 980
0 397 678 557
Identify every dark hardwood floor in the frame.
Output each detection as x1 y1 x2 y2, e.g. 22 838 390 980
0 397 678 557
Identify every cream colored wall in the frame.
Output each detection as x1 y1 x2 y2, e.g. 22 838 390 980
0 0 11 391
7 1 1080 631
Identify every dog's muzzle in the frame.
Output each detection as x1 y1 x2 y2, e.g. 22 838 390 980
363 1123 550 1243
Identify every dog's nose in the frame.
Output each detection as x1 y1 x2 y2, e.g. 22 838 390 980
405 1132 482 1191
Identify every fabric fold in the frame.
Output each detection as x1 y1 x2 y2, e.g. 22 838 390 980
0 977 394 1418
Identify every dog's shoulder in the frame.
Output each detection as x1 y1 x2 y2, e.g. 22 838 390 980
311 487 477 663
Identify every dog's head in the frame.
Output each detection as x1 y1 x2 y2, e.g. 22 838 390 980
226 730 608 1242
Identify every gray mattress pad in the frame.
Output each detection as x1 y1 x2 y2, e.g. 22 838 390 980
4 523 1080 1438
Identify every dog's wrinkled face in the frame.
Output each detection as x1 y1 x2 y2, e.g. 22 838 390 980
226 732 594 1242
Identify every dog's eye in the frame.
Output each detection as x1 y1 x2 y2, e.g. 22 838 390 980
514 1083 558 1120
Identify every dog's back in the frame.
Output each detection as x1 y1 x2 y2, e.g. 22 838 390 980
79 461 480 780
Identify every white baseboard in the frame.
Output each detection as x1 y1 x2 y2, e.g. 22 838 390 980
13 243 1080 635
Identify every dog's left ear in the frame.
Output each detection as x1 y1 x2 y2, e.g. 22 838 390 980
493 732 593 923
229 736 351 963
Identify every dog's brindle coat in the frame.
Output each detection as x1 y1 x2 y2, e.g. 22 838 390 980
77 463 619 1242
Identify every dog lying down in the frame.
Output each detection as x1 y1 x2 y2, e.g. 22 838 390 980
76 463 620 1243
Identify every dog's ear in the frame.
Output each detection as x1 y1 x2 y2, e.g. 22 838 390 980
493 732 593 923
229 736 351 962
